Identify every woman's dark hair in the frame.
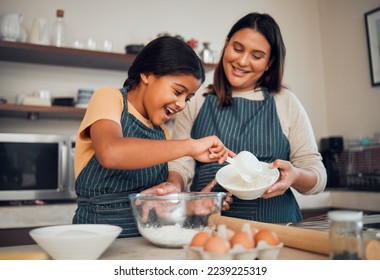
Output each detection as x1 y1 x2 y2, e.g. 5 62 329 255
124 36 205 89
211 12 286 106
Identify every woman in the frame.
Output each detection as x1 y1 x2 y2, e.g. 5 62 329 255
161 13 327 224
72 36 230 237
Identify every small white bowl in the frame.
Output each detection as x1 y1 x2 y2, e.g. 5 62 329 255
29 224 122 260
216 162 279 200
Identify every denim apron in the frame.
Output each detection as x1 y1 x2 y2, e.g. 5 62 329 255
190 89 303 223
73 87 168 237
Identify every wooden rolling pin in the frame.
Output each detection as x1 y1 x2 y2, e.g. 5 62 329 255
210 215 329 255
210 215 380 259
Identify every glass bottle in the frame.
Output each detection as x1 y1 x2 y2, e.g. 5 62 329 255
52 9 66 47
327 210 364 260
199 42 214 64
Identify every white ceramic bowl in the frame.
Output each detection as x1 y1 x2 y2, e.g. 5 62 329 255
216 162 279 200
29 224 122 260
129 192 225 248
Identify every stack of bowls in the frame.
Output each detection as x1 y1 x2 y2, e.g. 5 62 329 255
75 89 94 108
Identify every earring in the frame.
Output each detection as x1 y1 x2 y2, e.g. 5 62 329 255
143 79 148 84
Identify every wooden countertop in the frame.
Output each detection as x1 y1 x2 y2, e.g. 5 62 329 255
0 237 328 260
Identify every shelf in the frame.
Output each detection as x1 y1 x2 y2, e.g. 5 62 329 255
0 41 216 121
0 103 86 120
0 40 135 71
0 40 217 72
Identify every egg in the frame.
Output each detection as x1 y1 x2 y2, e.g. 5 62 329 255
230 231 255 249
203 236 230 253
254 229 280 246
190 231 211 247
226 228 236 241
250 225 259 236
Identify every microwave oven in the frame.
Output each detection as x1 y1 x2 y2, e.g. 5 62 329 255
0 133 76 203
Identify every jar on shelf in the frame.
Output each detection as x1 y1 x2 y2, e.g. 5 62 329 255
199 42 214 64
52 9 66 47
327 210 364 260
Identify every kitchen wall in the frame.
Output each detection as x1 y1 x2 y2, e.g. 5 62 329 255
319 0 380 143
0 0 379 144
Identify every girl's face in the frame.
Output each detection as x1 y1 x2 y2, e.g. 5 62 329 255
141 74 201 126
223 28 272 92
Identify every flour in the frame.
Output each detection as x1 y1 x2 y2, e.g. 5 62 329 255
225 171 277 190
140 224 210 247
216 164 279 191
231 174 275 190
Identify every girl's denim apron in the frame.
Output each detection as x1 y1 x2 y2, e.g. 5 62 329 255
73 87 168 237
190 89 302 224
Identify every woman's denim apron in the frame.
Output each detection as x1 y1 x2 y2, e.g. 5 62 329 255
73 87 168 237
190 89 303 224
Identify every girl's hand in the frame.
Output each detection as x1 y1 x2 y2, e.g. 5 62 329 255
138 182 180 223
191 135 232 164
140 182 181 196
261 159 298 199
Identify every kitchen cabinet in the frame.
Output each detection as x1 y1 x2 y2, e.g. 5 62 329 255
0 40 216 119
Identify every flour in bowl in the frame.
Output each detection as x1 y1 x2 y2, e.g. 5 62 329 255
140 224 210 247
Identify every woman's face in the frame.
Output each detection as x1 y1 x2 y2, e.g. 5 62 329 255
142 74 201 126
223 28 272 92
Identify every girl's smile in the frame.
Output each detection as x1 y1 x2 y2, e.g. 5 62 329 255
128 74 200 126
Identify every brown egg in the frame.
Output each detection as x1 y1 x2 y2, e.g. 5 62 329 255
190 231 211 247
250 225 259 236
203 236 230 253
226 228 236 241
254 229 280 246
230 231 255 249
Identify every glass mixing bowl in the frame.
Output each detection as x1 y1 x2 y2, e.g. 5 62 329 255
129 192 225 248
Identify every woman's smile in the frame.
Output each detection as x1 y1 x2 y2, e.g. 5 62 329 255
231 65 252 76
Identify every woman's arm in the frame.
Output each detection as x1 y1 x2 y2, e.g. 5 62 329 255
262 159 321 199
269 89 327 196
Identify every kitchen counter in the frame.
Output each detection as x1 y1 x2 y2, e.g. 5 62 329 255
1 190 379 247
0 203 77 229
0 236 328 260
292 190 380 212
2 190 379 230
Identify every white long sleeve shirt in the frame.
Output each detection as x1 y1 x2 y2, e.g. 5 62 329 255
168 87 327 195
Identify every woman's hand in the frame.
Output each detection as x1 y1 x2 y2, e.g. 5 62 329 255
201 178 233 211
261 159 298 199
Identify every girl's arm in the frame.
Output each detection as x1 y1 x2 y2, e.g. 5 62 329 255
90 119 229 170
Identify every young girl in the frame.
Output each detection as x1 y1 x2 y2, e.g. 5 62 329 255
72 36 230 237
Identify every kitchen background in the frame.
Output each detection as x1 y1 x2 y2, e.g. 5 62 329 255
1 0 380 248
0 0 379 142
